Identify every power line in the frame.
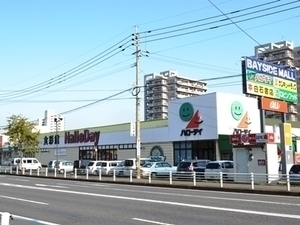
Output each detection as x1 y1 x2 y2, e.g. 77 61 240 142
0 97 136 103
151 14 300 54
207 0 281 57
139 4 300 44
0 64 134 108
0 27 134 90
140 0 280 34
0 36 132 99
137 0 232 26
147 53 239 74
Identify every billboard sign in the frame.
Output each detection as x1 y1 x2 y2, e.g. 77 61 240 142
259 97 288 113
242 57 297 104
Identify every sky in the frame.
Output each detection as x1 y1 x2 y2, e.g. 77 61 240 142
0 0 299 130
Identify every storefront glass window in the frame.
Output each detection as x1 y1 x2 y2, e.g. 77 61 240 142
186 150 192 160
174 142 180 149
174 150 180 166
180 142 185 148
186 141 192 148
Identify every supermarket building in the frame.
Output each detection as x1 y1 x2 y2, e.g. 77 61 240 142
33 92 300 166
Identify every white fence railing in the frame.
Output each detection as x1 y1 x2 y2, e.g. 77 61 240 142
0 166 298 192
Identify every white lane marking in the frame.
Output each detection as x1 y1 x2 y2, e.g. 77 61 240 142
132 218 174 225
35 184 69 189
56 183 110 188
93 186 300 206
12 214 60 225
1 182 300 220
0 194 48 205
8 178 29 182
107 183 298 199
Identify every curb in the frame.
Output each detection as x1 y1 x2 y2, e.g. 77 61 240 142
2 173 299 197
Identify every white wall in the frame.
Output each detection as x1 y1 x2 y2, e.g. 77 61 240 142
266 144 280 183
216 93 261 135
168 93 218 140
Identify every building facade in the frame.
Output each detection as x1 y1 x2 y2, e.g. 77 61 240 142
34 92 272 166
254 40 299 121
2 92 300 166
144 70 207 121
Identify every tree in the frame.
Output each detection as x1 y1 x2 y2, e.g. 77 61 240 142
4 114 40 157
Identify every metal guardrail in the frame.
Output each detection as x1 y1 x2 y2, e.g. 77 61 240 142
0 166 297 192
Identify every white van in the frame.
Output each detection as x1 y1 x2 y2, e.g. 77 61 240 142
100 161 121 175
118 158 152 176
16 158 42 171
86 161 103 175
205 160 234 181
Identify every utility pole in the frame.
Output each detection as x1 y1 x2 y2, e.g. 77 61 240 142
133 26 141 179
54 117 63 163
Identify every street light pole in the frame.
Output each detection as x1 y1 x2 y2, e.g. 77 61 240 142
54 117 63 162
94 144 98 161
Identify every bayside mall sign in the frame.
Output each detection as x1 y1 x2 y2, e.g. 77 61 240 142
65 129 100 145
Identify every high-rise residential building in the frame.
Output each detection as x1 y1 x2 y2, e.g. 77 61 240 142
254 40 300 121
36 110 65 133
144 70 207 121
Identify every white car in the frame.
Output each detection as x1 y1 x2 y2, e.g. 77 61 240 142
140 162 177 178
205 160 234 181
17 158 42 171
55 161 74 174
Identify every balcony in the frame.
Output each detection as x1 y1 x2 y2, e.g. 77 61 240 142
288 105 297 114
146 96 153 101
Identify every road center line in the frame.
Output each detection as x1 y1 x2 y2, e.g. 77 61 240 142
8 178 29 182
53 183 300 206
0 194 48 205
96 187 300 206
35 184 69 189
1 182 300 220
132 218 174 225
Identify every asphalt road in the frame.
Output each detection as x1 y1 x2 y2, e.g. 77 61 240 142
0 175 300 225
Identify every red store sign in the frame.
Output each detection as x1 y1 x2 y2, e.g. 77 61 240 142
65 129 100 145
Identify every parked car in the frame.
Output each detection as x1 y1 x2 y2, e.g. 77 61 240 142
109 160 125 175
55 161 74 174
73 160 90 174
86 161 103 175
204 160 234 181
289 164 300 185
175 159 210 179
100 161 121 175
15 158 42 171
48 160 57 172
118 158 153 176
140 161 177 178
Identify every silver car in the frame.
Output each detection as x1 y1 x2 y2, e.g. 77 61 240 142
55 161 74 174
140 162 177 178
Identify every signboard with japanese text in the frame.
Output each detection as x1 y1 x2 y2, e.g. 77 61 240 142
242 57 297 104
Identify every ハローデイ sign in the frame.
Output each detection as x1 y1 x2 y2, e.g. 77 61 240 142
242 57 297 103
179 102 203 137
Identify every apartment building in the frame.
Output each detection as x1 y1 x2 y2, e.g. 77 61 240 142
254 41 300 121
36 109 65 133
144 70 207 121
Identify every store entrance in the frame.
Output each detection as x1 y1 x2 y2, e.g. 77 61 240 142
173 140 216 166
